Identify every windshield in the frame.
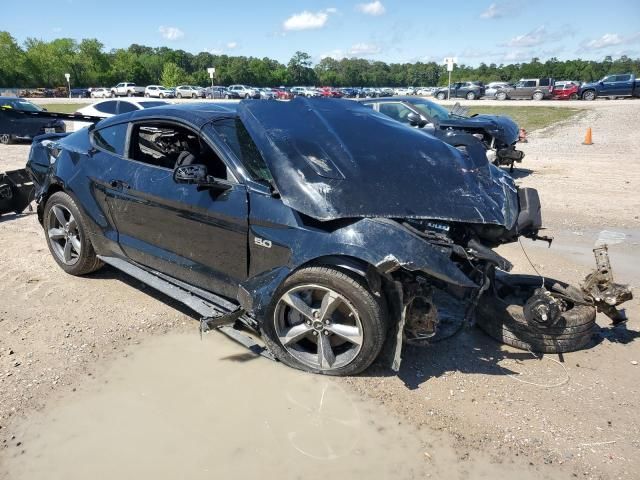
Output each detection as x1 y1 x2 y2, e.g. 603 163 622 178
1 99 43 112
212 118 273 183
407 98 450 121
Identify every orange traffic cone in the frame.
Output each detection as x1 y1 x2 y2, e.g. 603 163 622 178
582 127 593 145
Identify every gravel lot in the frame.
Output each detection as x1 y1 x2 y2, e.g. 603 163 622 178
1 100 639 479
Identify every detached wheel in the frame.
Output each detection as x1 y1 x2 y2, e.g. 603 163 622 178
476 274 596 353
262 266 387 376
43 192 103 276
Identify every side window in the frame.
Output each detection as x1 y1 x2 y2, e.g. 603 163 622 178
539 78 550 86
129 122 228 179
118 102 138 114
95 101 118 115
524 81 536 87
379 103 414 124
616 75 631 82
92 123 128 155
213 118 271 183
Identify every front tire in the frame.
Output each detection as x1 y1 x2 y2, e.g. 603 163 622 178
43 192 103 276
582 90 596 101
532 91 544 101
476 274 596 353
466 91 476 100
262 266 387 376
496 91 507 101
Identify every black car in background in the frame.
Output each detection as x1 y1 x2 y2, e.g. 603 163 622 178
359 96 524 171
205 86 240 99
0 96 66 144
433 82 485 100
22 98 550 375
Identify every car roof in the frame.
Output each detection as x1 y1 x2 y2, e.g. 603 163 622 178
355 96 423 103
97 102 238 129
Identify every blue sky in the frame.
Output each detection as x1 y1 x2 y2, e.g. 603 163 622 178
2 0 639 65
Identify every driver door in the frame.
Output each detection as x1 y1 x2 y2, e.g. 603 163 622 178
103 119 248 298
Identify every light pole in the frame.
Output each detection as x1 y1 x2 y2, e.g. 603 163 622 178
207 67 216 88
65 73 71 98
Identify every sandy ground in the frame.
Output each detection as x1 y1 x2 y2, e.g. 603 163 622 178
1 100 639 479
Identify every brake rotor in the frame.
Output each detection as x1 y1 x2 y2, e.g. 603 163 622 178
523 288 563 327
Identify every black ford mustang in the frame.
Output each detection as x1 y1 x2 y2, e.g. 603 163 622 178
16 98 626 375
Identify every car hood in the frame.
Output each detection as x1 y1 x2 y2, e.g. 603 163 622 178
238 98 519 227
437 114 520 145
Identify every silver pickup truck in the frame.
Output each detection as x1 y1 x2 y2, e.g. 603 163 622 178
110 82 146 98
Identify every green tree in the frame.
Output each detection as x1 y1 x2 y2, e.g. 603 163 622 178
287 51 316 85
160 61 187 87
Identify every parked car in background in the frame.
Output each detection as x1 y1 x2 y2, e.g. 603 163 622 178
175 85 205 99
110 82 145 97
495 78 554 101
578 73 640 100
433 82 485 100
552 82 580 100
90 88 111 98
290 86 321 97
257 88 276 100
70 88 90 98
145 85 175 99
484 82 512 98
70 99 168 131
274 88 294 100
227 85 259 99
415 87 435 96
318 87 343 98
204 86 232 99
359 96 525 171
394 87 415 96
339 87 363 98
0 97 66 144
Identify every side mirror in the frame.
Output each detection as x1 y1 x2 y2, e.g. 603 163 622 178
173 164 232 191
407 112 427 128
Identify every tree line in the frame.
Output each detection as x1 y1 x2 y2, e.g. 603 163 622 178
1 31 639 89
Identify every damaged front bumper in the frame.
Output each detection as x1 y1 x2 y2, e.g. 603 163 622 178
0 169 34 216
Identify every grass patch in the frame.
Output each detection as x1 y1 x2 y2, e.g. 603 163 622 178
40 103 89 114
467 106 582 131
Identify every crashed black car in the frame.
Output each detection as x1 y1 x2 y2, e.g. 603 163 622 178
359 96 524 171
16 98 631 375
0 97 66 145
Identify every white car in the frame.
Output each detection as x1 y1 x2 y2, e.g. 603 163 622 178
484 82 513 98
291 86 321 97
174 85 204 99
145 85 174 98
394 87 415 96
227 85 259 99
90 88 110 98
415 87 435 96
70 99 169 131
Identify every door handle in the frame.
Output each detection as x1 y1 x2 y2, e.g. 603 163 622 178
109 180 130 189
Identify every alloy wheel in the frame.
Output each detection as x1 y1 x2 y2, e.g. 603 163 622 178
274 284 364 371
47 204 81 265
0 134 11 144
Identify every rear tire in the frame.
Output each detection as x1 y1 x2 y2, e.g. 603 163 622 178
496 91 507 101
0 134 13 145
532 91 544 101
476 274 596 353
466 91 476 100
43 192 103 276
262 266 387 376
436 92 446 100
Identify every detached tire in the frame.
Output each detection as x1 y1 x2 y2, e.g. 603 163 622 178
43 191 103 276
262 266 387 376
476 274 596 353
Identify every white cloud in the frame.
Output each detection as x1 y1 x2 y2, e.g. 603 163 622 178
158 26 184 41
226 41 238 49
283 9 336 31
348 43 381 56
584 33 627 50
502 26 546 47
480 3 503 19
356 1 385 16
